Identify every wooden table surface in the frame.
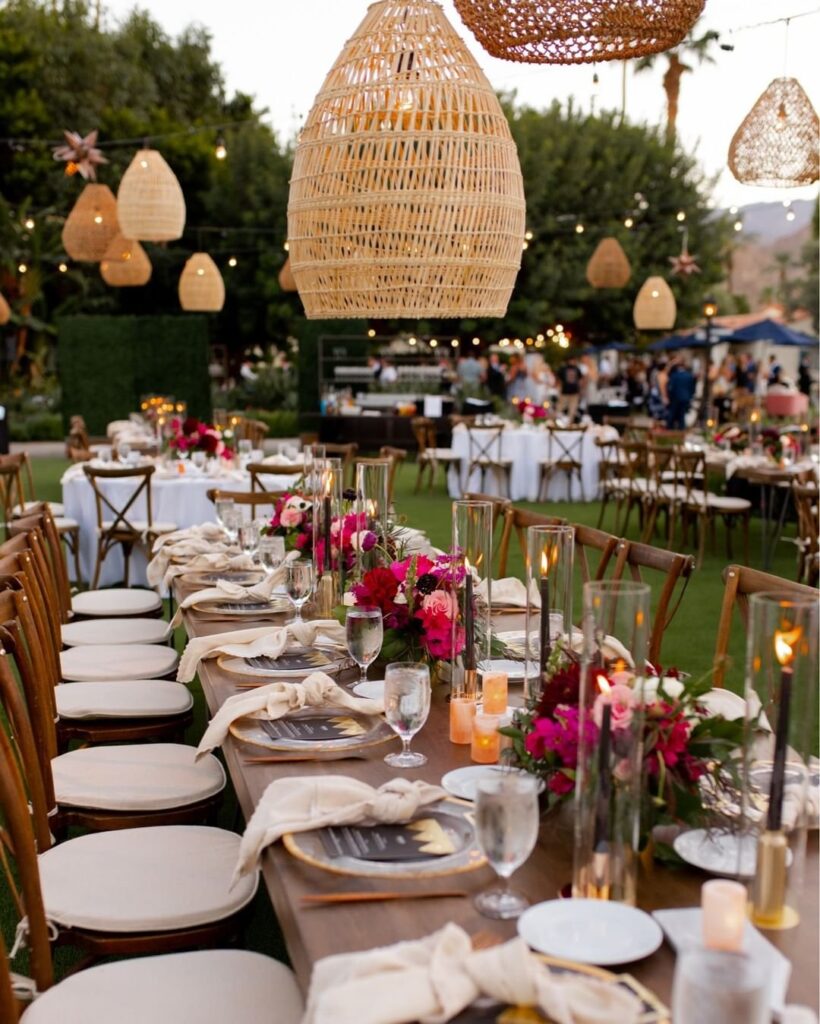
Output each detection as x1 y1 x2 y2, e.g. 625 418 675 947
179 596 819 1010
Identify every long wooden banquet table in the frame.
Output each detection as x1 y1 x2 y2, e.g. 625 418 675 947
178 591 819 1010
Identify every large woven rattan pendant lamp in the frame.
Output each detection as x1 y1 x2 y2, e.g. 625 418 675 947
100 235 152 287
117 149 186 242
0 292 10 325
586 237 631 288
728 78 819 188
179 253 225 312
452 0 704 64
278 257 297 293
288 0 526 319
634 276 676 330
61 183 119 262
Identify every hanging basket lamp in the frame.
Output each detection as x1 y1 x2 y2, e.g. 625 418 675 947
728 77 819 188
586 237 631 288
100 234 152 287
633 276 676 331
287 0 526 319
61 183 119 262
278 256 297 293
452 0 705 64
179 253 225 312
0 292 10 326
117 149 186 242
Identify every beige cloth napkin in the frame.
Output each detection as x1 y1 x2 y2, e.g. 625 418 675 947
147 534 236 586
177 618 346 682
152 522 227 551
236 775 445 882
169 551 297 627
302 923 641 1024
477 577 530 608
196 670 384 757
160 550 257 590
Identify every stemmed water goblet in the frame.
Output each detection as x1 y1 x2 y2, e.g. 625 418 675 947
238 520 260 557
285 560 314 623
383 662 431 769
473 774 539 919
345 606 383 686
257 535 285 575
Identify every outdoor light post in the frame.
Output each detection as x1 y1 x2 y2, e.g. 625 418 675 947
698 296 718 426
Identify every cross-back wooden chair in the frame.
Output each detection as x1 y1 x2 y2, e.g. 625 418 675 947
611 538 696 666
466 424 512 497
411 417 460 493
82 464 177 588
206 488 283 519
640 443 679 546
322 443 359 489
496 507 567 577
248 462 304 497
462 492 512 574
574 524 620 584
791 481 819 586
679 450 751 567
713 564 818 688
539 424 588 502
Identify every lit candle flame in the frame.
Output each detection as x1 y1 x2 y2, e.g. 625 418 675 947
597 674 611 695
540 546 559 576
774 626 801 666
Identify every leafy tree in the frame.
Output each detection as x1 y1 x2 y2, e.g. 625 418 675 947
798 203 819 330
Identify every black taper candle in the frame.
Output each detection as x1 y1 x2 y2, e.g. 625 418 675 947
464 569 475 671
323 495 332 573
593 700 612 849
767 666 793 832
539 573 551 673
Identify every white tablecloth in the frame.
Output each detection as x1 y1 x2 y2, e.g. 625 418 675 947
448 424 610 502
62 463 293 586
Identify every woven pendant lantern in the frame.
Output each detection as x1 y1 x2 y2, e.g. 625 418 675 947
61 183 119 262
117 149 186 241
586 237 631 288
0 292 10 326
288 0 526 319
179 253 225 312
279 257 297 292
634 276 676 331
728 78 819 188
452 0 704 64
100 234 152 287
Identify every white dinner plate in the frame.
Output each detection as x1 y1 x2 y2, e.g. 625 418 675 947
517 899 663 965
441 765 543 802
351 679 385 701
673 829 792 879
478 658 529 682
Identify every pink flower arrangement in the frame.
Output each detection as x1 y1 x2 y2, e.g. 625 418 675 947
513 398 549 422
261 493 313 555
315 512 377 574
166 417 234 459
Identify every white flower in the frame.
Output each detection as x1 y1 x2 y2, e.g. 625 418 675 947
641 676 685 705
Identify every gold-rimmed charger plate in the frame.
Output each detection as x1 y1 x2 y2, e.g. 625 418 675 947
191 598 290 618
229 706 393 753
283 798 486 880
218 646 349 682
181 569 265 587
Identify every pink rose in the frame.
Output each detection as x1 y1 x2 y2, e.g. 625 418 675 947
421 590 458 619
593 683 636 730
280 507 302 528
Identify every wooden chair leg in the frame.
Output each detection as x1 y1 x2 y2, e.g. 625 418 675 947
122 542 133 587
91 538 104 589
414 462 424 494
596 492 609 529
697 513 707 567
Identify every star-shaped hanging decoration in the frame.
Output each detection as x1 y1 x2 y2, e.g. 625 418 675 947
669 247 701 276
52 130 108 181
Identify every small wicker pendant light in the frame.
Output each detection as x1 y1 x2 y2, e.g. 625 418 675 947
100 234 152 287
586 237 631 288
728 77 819 188
0 292 10 326
278 257 297 292
633 276 676 331
61 183 119 262
288 0 526 319
179 253 225 312
117 149 186 241
452 0 705 64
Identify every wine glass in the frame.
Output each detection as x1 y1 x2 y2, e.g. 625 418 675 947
257 535 285 575
285 560 314 622
672 950 768 1024
215 497 235 530
221 508 241 544
238 521 260 557
192 450 206 471
473 774 539 919
116 441 131 462
345 606 383 685
383 662 431 769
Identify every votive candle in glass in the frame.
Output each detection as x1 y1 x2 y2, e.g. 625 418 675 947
702 879 747 952
482 672 508 715
471 713 500 764
449 696 477 745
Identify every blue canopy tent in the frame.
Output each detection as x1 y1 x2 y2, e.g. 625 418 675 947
646 334 709 352
723 319 817 348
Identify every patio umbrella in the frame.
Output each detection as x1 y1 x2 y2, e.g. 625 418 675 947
725 319 817 347
646 334 709 352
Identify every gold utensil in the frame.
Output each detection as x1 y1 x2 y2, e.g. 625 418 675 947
300 889 467 905
242 751 370 765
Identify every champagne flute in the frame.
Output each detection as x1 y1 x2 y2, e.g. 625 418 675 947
383 662 430 768
285 560 314 623
346 606 383 685
672 950 768 1024
473 774 539 919
238 521 260 557
257 535 285 575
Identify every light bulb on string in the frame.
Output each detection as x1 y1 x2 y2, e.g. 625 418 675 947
734 220 743 232
367 328 376 337
18 263 27 274
58 262 68 273
228 256 238 267
575 223 585 234
24 217 35 230
786 209 796 221
214 136 227 160
676 210 686 222
624 217 634 229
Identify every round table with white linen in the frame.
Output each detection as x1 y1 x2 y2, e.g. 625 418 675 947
447 423 611 502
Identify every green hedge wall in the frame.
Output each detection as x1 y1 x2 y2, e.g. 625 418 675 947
58 315 212 435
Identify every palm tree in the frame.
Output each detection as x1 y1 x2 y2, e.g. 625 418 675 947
635 28 720 143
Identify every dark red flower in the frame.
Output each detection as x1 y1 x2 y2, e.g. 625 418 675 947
536 659 581 719
353 567 399 615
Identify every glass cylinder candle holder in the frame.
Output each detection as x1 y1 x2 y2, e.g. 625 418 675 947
471 713 501 764
353 459 389 581
482 672 508 716
742 593 818 931
524 524 574 703
449 500 493 708
572 580 650 905
311 457 343 616
303 443 327 492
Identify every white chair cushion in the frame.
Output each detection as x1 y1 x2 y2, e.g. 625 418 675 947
423 448 458 460
53 516 80 531
61 617 171 647
706 494 752 513
13 500 66 518
51 743 224 811
55 680 193 720
60 643 179 681
21 949 304 1024
72 588 162 617
38 825 258 932
100 519 178 534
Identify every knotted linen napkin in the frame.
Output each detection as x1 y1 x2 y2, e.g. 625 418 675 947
147 529 237 586
170 551 298 627
302 922 641 1024
177 618 346 683
159 550 257 591
196 670 383 758
235 775 445 882
477 576 530 608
